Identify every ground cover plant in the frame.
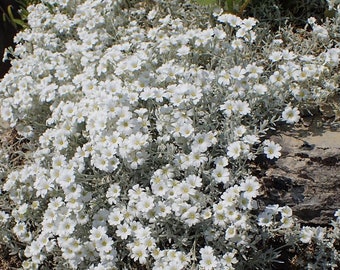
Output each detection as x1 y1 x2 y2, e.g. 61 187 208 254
0 0 339 269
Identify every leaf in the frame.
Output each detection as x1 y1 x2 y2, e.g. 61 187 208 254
11 18 27 28
7 5 16 21
6 4 28 29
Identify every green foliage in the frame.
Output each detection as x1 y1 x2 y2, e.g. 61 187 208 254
1 0 40 29
2 4 25 29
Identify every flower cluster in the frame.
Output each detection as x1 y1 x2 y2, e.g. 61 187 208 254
0 0 339 269
296 215 340 269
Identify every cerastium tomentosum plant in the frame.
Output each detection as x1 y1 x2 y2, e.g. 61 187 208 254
0 0 339 269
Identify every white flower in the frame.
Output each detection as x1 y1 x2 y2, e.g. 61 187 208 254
57 218 76 236
182 206 200 226
227 141 242 159
179 123 195 138
128 55 143 71
188 151 208 167
282 49 296 60
300 226 314 243
243 134 260 145
136 194 154 213
34 176 54 198
89 226 107 243
253 84 267 95
266 204 280 215
106 184 121 205
246 63 263 79
177 45 190 56
263 140 282 159
257 212 273 227
135 226 152 240
220 100 235 116
234 125 246 137
116 223 131 240
108 209 124 226
280 216 293 229
212 166 230 184
175 182 195 201
53 133 68 151
0 211 10 223
280 206 293 217
229 66 246 80
127 150 147 169
233 100 251 116
56 169 75 189
128 132 149 151
225 225 237 239
218 70 231 85
199 246 218 270
240 176 260 198
155 202 171 218
313 25 329 40
217 13 242 27
269 51 283 62
221 250 238 267
307 17 317 25
241 18 257 31
131 244 148 264
236 27 247 38
151 181 168 197
214 156 229 167
269 71 285 86
335 209 340 222
185 174 202 188
95 235 113 253
13 221 27 237
282 106 300 124
225 206 239 222
192 133 211 152
291 85 309 101
231 38 244 50
48 197 64 211
142 236 156 251
147 9 158 20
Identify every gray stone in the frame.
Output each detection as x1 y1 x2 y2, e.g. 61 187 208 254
258 117 340 226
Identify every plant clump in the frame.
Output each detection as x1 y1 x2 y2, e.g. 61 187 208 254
0 0 339 269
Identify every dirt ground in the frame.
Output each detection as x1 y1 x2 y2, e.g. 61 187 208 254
0 244 22 270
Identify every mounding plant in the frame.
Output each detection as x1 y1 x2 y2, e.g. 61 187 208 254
0 0 339 269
